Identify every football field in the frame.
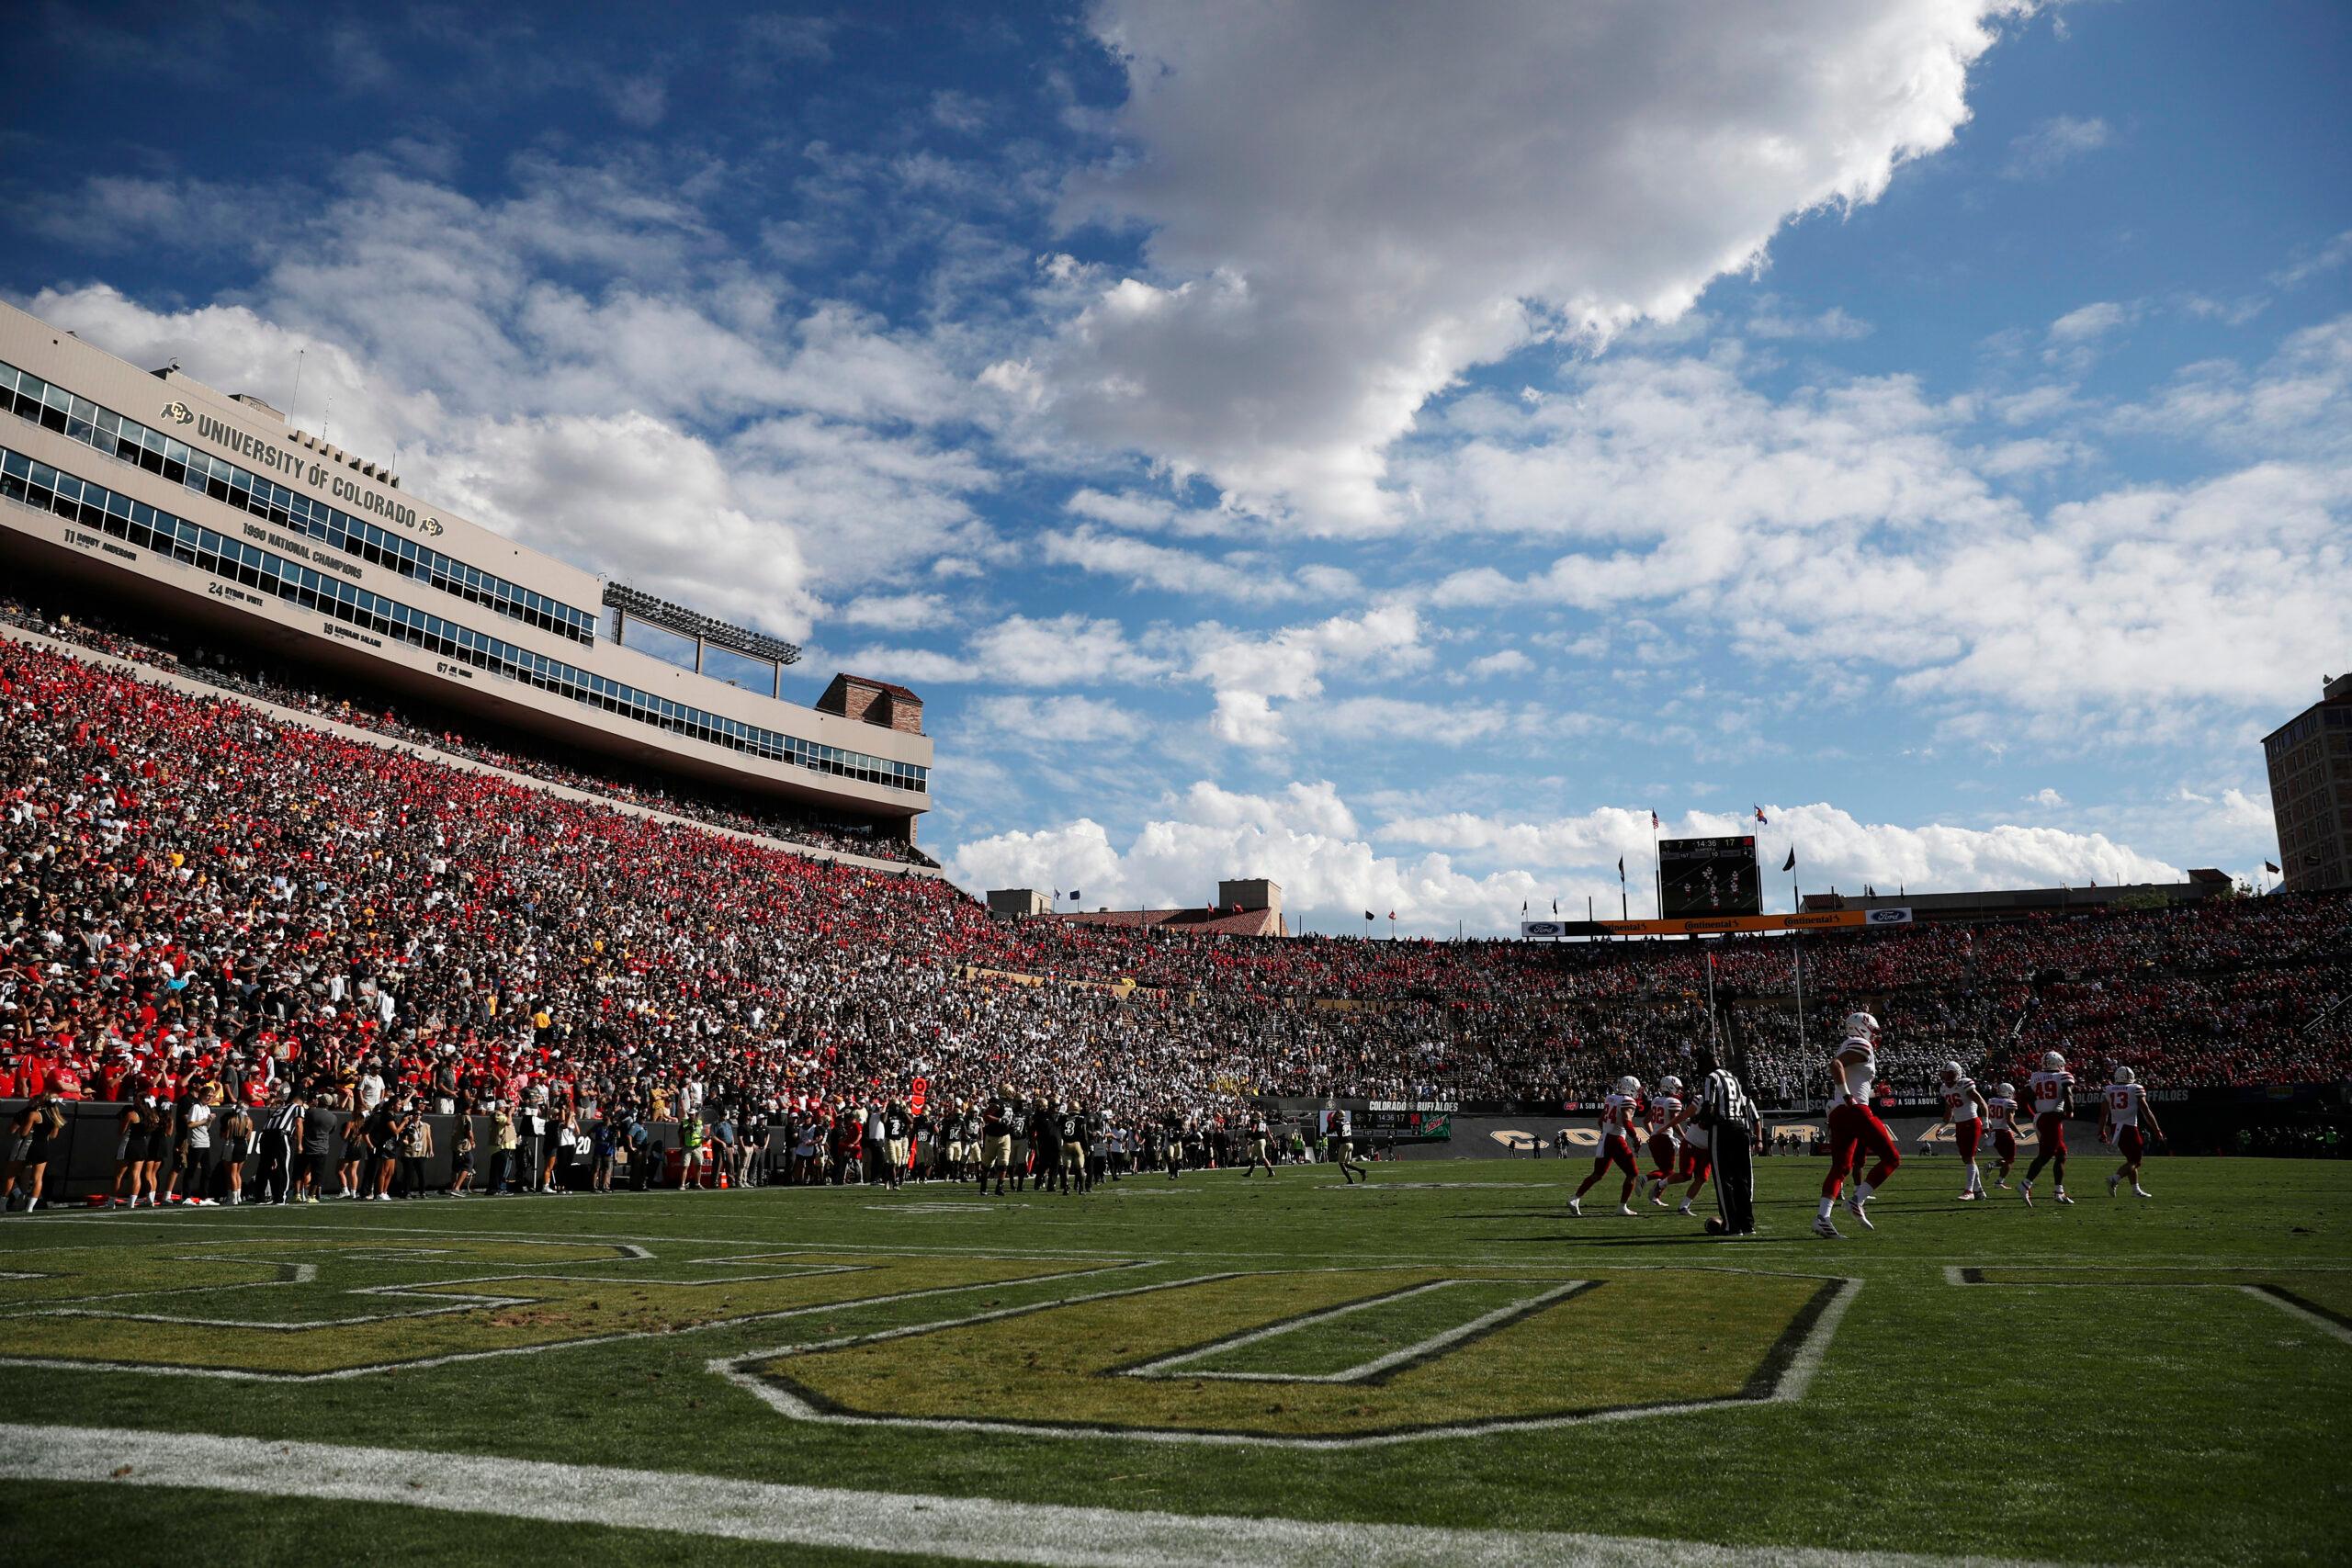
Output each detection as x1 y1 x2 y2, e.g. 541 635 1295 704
2 1158 2346 1566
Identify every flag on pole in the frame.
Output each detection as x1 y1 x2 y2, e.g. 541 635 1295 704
1069 889 1081 901
1617 856 1624 877
2265 861 2281 874
1552 898 1558 914
1650 809 1660 830
1364 910 1374 921
1781 847 1796 872
1753 806 1769 825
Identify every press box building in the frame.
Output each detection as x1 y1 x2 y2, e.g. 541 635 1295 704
0 299 934 861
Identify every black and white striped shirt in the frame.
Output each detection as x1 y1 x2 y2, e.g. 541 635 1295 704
1698 1068 1756 1134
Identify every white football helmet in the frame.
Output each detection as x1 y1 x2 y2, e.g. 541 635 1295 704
1659 1075 1683 1095
1996 1083 2016 1099
2042 1051 2066 1072
1939 1061 1962 1085
2112 1066 2136 1086
1615 1076 1641 1096
1843 1010 1881 1041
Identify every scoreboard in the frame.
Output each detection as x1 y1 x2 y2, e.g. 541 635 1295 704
1363 1102 1455 1142
1659 835 1761 918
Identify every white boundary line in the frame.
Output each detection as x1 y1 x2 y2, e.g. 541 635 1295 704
0 1420 2103 1568
715 1273 1861 1450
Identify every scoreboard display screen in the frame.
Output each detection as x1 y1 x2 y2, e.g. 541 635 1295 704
1362 1104 1454 1142
1659 835 1762 918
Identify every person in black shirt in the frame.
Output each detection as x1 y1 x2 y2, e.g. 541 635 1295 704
881 1100 912 1191
1030 1097 1061 1195
982 1092 1014 1196
1055 1102 1087 1194
906 1106 932 1184
1163 1112 1187 1180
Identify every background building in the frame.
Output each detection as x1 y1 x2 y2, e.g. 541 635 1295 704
2264 671 2352 892
988 879 1288 938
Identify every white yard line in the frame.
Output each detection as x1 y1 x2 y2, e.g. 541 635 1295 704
0 1421 2108 1568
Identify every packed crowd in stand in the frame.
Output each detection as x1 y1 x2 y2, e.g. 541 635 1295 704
0 598 938 868
1 631 2346 1210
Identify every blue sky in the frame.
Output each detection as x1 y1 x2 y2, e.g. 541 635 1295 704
5 0 2346 932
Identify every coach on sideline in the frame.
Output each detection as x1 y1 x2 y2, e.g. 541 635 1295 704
1694 1050 1764 1236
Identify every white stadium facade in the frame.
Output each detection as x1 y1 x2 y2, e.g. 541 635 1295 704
0 299 934 866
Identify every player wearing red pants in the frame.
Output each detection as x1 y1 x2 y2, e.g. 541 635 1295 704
1984 1084 2021 1188
1815 1011 1901 1238
1667 1091 1713 1216
1935 1062 1990 1201
2020 1052 2076 1206
1640 1076 1683 1207
1570 1077 1644 1217
2101 1066 2163 1199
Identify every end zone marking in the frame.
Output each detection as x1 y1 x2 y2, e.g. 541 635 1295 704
0 1420 2100 1568
715 1273 1862 1449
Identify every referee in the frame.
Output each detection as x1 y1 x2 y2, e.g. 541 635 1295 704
1696 1050 1763 1235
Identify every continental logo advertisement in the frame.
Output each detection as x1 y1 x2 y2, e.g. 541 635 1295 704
1521 908 1910 939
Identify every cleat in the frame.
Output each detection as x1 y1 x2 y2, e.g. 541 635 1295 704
2054 1190 2074 1205
2109 1173 2121 1196
2020 1183 2034 1206
1619 1203 1637 1216
1844 1195 1873 1231
2132 1186 2152 1199
1957 1190 1976 1201
1813 1216 1844 1239
1995 1179 2010 1190
1677 1201 1694 1216
1650 1195 1668 1208
1567 1197 1582 1217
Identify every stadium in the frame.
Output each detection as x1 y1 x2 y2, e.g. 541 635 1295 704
4 6 2350 1566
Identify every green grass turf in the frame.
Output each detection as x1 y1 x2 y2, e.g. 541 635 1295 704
3 1157 2347 1565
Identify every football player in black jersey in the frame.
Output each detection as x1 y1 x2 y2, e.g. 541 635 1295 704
1054 1100 1087 1193
982 1089 1014 1195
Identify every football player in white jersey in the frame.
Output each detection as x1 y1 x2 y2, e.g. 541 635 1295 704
1983 1083 2023 1188
2020 1051 2076 1205
1815 1012 1903 1238
1569 1077 1644 1217
2100 1066 2163 1198
1934 1062 1991 1201
1641 1077 1684 1206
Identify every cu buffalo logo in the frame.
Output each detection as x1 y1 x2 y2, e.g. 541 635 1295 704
421 516 447 537
159 400 195 425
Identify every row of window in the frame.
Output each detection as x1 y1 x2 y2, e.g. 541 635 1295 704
2 446 929 795
0 358 597 644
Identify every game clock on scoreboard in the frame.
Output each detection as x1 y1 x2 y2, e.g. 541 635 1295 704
1658 835 1763 918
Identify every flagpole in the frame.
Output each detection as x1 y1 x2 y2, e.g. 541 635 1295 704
1652 820 1662 919
1792 930 1807 1069
1705 952 1718 1055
